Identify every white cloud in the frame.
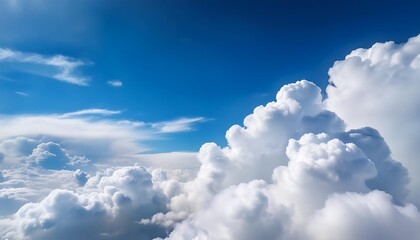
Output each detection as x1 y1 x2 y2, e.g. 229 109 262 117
122 152 199 170
0 111 209 166
221 80 345 185
24 142 90 170
159 130 418 240
15 91 29 96
326 34 420 205
152 117 208 133
0 113 151 164
107 80 123 87
308 191 420 240
0 48 90 86
1 166 167 240
0 109 208 169
73 169 89 186
61 108 122 118
0 167 79 217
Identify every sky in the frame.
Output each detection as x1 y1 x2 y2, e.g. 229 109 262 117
1 0 420 152
1 0 420 239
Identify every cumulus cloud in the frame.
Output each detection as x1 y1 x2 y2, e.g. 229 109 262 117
107 80 123 87
24 142 90 170
308 191 420 240
1 166 167 240
0 137 38 164
159 131 417 240
326 34 420 205
73 169 89 186
1 35 420 240
0 48 90 86
0 167 79 217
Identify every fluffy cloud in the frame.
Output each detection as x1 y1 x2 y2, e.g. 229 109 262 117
25 142 90 170
334 128 410 204
326 34 420 205
160 132 418 240
1 166 167 240
160 180 288 240
1 35 420 240
147 75 416 240
0 167 78 217
74 169 89 186
221 80 345 185
308 191 420 240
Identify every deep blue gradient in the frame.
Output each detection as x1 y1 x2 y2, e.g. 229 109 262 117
1 0 420 151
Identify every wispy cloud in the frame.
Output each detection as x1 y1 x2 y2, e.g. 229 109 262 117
107 80 123 87
0 110 208 164
0 113 150 162
152 117 207 133
15 91 29 96
0 48 90 86
61 108 122 118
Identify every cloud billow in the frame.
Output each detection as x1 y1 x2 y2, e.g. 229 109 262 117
326 34 420 206
1 35 420 240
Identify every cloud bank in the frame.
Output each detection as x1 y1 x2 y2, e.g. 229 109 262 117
1 35 420 240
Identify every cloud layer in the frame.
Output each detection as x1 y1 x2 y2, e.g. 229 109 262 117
1 35 420 240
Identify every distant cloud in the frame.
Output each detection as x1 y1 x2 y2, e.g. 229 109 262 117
61 108 122 118
107 80 123 87
15 91 29 96
73 169 89 186
0 113 151 163
25 142 90 170
0 166 167 240
152 117 207 133
0 48 90 86
0 110 207 165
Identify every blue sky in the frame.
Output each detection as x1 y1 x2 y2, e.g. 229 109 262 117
1 0 420 153
2 1 420 240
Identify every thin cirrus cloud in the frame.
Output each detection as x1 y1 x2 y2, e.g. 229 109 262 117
0 48 90 86
15 91 29 96
152 117 208 133
60 108 122 118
